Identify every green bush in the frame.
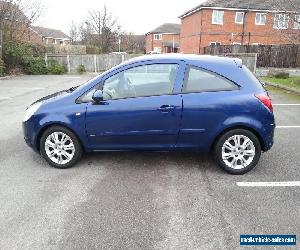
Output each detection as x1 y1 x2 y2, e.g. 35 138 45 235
30 44 47 57
47 60 67 75
86 45 100 54
25 57 48 75
3 40 32 72
0 59 6 76
274 72 290 79
77 64 86 74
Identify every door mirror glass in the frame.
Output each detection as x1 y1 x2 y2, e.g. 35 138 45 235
92 90 104 103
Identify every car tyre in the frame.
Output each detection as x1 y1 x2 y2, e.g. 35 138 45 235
40 126 82 169
214 129 261 175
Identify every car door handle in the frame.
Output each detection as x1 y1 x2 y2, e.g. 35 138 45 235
157 105 177 112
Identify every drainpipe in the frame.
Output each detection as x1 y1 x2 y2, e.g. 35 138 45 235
151 34 153 51
172 35 175 53
241 9 249 45
198 11 203 54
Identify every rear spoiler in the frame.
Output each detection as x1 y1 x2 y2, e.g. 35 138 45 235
233 58 243 68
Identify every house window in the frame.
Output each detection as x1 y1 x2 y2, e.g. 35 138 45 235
232 42 241 45
153 47 162 53
153 34 162 40
274 14 289 29
255 13 267 25
210 42 221 46
293 15 300 29
212 10 224 25
235 12 244 24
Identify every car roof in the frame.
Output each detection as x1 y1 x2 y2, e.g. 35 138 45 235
123 54 242 69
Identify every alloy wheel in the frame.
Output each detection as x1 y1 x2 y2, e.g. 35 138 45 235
221 135 256 170
44 132 75 165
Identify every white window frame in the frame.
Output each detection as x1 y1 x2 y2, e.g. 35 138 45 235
274 13 289 29
153 47 162 53
235 12 244 24
212 10 224 25
153 34 162 40
232 42 241 45
255 13 267 25
210 42 221 46
293 14 300 29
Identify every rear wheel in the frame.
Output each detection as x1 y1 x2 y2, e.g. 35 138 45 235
214 129 261 174
40 126 82 169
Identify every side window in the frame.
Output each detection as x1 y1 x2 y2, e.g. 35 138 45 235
183 66 238 93
102 64 178 100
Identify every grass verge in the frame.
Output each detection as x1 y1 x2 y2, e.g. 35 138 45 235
261 76 300 92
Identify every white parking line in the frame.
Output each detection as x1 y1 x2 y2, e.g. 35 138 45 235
273 104 300 106
19 87 44 90
0 97 11 101
276 126 300 128
237 181 300 187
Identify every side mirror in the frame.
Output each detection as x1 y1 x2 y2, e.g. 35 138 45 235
92 90 104 103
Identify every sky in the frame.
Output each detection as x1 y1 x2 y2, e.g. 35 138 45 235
35 0 203 35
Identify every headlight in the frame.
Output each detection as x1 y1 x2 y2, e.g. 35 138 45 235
23 102 42 122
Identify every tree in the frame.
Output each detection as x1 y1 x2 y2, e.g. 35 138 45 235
78 21 93 45
0 0 44 40
69 20 79 44
120 32 145 53
86 5 120 53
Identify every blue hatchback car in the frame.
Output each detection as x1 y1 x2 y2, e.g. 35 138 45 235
23 54 275 174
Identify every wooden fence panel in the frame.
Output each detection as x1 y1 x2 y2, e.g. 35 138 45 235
45 54 142 73
204 45 300 68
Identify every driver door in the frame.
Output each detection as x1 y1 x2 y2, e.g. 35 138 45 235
85 62 184 150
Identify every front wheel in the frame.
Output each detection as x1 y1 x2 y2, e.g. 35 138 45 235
214 129 261 175
40 126 83 169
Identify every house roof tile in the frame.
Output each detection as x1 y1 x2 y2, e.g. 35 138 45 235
179 0 300 18
147 23 180 35
31 26 70 39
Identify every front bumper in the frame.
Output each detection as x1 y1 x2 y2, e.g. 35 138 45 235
22 119 39 153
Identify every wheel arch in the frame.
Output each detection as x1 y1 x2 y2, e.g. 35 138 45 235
35 123 85 152
210 125 265 152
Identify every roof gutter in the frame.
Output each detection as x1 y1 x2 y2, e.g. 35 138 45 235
179 6 299 19
145 32 180 36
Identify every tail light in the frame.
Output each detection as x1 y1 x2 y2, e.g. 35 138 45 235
255 94 273 112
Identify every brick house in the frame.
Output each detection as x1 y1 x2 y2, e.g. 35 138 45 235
179 0 300 54
0 1 71 46
145 23 180 53
29 26 71 45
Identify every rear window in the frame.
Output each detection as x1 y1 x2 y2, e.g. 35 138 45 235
183 66 239 93
241 65 265 90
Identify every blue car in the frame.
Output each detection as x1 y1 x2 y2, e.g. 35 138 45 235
23 54 275 174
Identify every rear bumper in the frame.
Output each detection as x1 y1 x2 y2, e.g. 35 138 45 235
262 123 275 152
